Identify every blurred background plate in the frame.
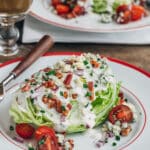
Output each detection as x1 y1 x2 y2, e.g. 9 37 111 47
30 0 150 33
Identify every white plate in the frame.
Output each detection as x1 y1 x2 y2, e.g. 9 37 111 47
0 52 150 150
30 0 150 32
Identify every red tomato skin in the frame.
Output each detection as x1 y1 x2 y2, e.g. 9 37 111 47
56 4 70 15
131 5 145 21
35 126 56 141
63 73 73 85
116 4 129 14
35 126 59 149
108 105 133 124
72 5 85 15
51 0 61 7
16 123 35 139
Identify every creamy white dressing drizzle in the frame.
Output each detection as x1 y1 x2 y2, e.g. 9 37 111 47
12 53 117 132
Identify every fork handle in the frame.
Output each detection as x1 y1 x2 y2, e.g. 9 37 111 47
12 35 53 77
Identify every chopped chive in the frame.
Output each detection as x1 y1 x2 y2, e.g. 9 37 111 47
30 90 34 94
97 58 100 61
105 139 108 143
86 66 90 69
112 142 117 146
48 93 53 98
115 135 120 141
31 82 37 86
43 76 48 81
83 84 88 88
9 125 14 131
61 106 66 111
100 66 104 69
38 139 45 145
46 70 56 76
28 147 34 150
124 98 128 102
94 84 98 88
83 60 88 65
85 92 91 97
90 72 93 76
40 110 45 113
25 79 28 82
85 103 89 108
60 91 64 96
30 98 34 104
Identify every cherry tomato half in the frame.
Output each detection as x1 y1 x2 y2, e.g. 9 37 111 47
35 126 59 149
37 134 58 150
108 105 133 124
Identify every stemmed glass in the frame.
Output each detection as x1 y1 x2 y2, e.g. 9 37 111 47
0 0 33 56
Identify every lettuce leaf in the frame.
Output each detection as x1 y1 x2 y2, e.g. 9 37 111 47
9 97 53 126
92 83 120 126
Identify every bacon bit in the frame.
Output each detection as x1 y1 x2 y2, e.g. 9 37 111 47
72 93 78 99
51 84 59 91
89 92 94 101
88 81 94 91
118 99 125 105
65 85 72 89
63 91 68 99
21 83 30 92
43 67 51 72
119 92 124 99
64 73 73 85
55 71 63 79
68 139 74 148
67 103 72 110
48 100 56 108
43 80 58 91
42 95 49 104
64 60 74 65
56 100 62 113
90 60 100 68
121 126 132 136
62 109 69 116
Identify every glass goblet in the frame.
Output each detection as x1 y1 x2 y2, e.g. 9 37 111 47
0 0 33 56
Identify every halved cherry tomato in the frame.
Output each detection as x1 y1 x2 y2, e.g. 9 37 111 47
56 4 70 15
72 5 85 15
51 0 61 7
63 73 73 85
16 123 35 139
37 134 59 150
108 105 133 124
35 126 58 147
131 5 145 21
116 4 131 24
116 4 129 14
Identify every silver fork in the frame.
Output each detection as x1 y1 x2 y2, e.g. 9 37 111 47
0 35 53 102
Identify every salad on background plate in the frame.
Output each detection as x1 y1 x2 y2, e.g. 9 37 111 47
49 0 147 24
30 0 150 32
7 53 143 150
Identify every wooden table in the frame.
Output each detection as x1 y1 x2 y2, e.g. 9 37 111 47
0 43 150 73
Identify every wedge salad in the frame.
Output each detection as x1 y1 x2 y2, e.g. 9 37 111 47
9 53 138 149
49 0 147 24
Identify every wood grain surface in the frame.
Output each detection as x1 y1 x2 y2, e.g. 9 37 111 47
0 43 150 73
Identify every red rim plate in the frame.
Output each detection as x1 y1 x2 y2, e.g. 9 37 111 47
0 51 148 150
30 11 150 33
